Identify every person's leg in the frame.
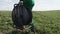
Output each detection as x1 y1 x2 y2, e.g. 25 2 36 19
29 19 36 32
30 23 35 32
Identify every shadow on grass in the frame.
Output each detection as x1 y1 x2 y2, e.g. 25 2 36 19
6 30 32 34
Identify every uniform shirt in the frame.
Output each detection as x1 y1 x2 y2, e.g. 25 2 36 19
23 0 34 10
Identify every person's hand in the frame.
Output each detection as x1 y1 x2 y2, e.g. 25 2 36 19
19 1 23 5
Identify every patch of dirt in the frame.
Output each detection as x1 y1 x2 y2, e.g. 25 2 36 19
0 32 6 34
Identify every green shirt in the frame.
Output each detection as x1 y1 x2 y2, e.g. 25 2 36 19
23 0 34 10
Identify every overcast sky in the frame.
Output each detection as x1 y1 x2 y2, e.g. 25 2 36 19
0 0 60 11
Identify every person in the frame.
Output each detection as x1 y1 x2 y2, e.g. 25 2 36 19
14 0 35 32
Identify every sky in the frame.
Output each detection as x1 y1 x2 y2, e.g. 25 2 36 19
0 0 60 11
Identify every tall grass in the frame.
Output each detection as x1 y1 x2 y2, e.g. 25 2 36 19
0 11 60 34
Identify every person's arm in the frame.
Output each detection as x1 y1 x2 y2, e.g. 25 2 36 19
19 0 23 5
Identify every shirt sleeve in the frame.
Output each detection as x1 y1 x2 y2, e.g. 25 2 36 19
23 0 35 9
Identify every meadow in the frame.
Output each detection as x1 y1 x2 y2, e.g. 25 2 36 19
0 11 60 34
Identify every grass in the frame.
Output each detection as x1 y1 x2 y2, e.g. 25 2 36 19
0 11 60 34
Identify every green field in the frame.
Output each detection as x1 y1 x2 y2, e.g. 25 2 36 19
0 11 60 34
